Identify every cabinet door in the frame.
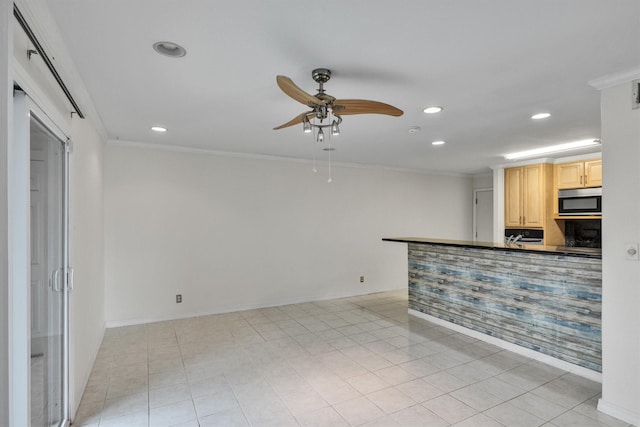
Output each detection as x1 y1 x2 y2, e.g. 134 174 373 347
504 167 523 227
584 160 602 187
556 161 584 189
523 164 544 227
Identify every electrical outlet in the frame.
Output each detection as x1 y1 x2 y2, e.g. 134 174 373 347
176 294 182 303
360 276 365 283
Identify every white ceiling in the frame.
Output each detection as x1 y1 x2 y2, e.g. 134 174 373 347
46 0 639 175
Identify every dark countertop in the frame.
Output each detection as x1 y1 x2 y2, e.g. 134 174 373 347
382 237 602 259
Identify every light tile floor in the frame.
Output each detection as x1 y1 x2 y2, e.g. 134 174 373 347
72 290 632 427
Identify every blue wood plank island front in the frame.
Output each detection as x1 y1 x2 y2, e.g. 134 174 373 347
384 238 602 372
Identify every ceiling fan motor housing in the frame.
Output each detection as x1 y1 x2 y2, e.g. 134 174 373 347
312 68 331 83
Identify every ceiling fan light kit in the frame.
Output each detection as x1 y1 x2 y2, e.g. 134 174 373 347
274 68 404 181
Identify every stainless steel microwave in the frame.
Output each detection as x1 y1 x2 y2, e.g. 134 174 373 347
558 187 602 216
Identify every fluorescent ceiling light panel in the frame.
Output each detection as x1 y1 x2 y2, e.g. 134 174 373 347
504 139 601 160
432 140 446 146
151 126 167 132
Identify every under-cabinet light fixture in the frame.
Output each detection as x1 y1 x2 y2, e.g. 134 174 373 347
504 139 601 160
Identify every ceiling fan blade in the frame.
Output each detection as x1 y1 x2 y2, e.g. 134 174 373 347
277 75 325 107
332 99 404 117
273 111 314 130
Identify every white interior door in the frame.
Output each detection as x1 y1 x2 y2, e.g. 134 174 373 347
30 145 47 351
474 189 494 242
30 137 48 426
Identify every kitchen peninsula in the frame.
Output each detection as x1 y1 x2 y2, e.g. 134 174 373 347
384 237 602 376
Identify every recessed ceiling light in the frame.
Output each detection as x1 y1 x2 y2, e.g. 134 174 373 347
423 106 443 114
432 140 446 146
531 113 551 120
151 126 167 132
153 41 187 58
504 139 601 160
408 126 421 134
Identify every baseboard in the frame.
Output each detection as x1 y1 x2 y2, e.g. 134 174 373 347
597 398 640 426
408 309 602 383
105 287 407 328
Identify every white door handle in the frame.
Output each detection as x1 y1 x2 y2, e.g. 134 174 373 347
51 269 62 292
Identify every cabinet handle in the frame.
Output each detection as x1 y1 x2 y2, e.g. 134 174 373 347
437 279 445 285
576 308 592 315
471 286 481 292
514 295 525 302
580 175 583 185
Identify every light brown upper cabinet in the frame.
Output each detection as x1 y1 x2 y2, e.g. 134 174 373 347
556 159 602 189
505 164 550 228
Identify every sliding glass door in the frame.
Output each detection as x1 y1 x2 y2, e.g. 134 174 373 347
13 91 71 427
29 115 68 427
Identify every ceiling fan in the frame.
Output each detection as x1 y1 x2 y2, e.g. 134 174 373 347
274 68 403 139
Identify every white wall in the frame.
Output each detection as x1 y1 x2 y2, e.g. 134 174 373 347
598 78 640 424
104 143 473 325
473 173 493 190
69 117 105 415
0 1 12 424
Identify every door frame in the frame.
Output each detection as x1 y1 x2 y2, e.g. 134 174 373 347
473 188 494 242
11 91 71 426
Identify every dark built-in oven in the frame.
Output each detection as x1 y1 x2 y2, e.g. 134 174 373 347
558 187 602 216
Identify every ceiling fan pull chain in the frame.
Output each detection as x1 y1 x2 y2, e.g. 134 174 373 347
312 150 317 173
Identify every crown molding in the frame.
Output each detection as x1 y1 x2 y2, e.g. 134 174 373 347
107 139 472 178
588 67 640 90
491 157 555 170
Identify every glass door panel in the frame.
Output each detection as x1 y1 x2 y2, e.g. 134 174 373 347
30 116 66 427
